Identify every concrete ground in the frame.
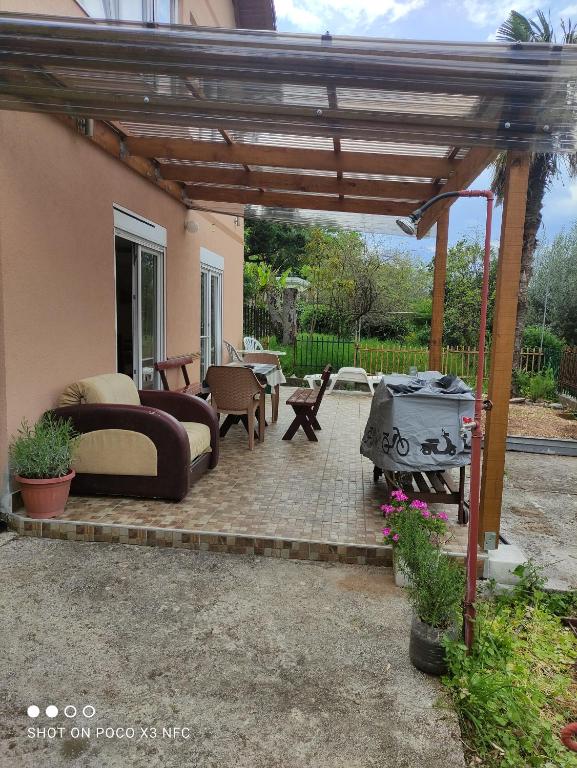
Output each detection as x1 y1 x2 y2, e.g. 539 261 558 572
501 452 577 590
0 535 464 768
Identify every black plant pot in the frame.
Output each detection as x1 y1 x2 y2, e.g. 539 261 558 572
409 615 455 676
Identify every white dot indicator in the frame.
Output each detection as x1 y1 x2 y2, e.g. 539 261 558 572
46 705 58 718
27 705 40 718
82 705 95 719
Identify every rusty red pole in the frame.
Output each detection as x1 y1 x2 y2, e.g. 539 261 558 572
458 189 494 651
397 188 494 652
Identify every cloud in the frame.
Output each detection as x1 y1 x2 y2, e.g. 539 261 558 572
561 4 577 15
459 0 542 27
275 0 426 33
545 179 577 217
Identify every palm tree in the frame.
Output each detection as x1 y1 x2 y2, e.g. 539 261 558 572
492 10 577 371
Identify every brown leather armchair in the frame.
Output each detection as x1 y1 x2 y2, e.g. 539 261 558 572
51 374 219 501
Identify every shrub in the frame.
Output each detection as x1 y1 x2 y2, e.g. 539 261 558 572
443 563 577 768
405 529 465 630
523 324 565 355
527 366 557 401
10 413 78 479
512 367 531 395
512 366 557 401
299 304 341 335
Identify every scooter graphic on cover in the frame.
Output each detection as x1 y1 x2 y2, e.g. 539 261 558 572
420 428 457 456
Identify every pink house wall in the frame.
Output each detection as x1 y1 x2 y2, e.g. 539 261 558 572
0 0 247 508
0 117 244 507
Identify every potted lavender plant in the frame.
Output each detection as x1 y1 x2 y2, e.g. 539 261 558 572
10 413 78 519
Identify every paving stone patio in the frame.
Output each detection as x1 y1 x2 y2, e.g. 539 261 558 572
9 390 469 559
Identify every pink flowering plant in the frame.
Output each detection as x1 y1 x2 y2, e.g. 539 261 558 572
381 490 449 548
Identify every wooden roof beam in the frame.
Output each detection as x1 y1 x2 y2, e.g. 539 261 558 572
125 137 456 179
161 166 434 200
183 185 416 215
416 147 499 238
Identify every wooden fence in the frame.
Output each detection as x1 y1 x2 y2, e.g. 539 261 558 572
559 347 577 396
286 336 546 383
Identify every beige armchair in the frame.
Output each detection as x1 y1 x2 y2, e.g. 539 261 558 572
52 373 219 500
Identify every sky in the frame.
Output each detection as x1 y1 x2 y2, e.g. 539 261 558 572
274 0 577 258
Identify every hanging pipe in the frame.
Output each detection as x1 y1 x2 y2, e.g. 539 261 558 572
397 189 494 652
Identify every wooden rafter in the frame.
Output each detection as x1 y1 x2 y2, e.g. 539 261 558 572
160 166 433 200
416 147 499 238
125 137 456 178
183 185 415 215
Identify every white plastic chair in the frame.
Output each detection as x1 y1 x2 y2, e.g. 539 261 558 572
243 336 264 352
328 367 374 394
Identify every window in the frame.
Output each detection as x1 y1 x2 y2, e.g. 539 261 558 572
114 206 166 390
200 249 224 379
79 0 178 23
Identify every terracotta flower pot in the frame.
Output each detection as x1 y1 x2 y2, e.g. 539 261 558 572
16 470 75 519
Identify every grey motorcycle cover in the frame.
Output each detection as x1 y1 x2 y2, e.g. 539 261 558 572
360 372 474 472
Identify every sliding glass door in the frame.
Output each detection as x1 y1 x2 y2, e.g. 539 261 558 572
200 266 222 379
115 236 165 390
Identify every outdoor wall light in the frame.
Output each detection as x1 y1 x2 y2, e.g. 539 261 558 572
184 215 199 233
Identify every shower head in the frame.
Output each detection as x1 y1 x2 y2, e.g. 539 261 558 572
395 217 417 236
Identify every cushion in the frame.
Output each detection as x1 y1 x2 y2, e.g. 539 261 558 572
59 373 141 407
72 429 157 476
181 422 212 460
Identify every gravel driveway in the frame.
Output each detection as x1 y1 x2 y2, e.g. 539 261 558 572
0 536 464 768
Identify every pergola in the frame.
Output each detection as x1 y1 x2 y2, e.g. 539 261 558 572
1 12 576 547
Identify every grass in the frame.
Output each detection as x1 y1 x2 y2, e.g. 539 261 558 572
443 564 577 768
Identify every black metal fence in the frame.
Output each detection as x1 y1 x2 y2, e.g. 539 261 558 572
243 304 275 340
292 335 357 377
559 347 577 396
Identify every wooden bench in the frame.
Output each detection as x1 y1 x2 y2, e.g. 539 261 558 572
154 353 206 397
282 365 332 442
373 465 468 524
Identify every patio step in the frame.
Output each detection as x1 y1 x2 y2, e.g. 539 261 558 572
4 509 485 573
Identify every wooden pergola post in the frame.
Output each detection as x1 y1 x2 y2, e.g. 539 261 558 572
429 210 449 371
479 151 530 549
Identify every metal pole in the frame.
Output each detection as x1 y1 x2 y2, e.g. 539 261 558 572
397 188 494 652
463 191 494 651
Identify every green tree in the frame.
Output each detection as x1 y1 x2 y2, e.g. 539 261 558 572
528 223 577 345
244 220 311 273
492 9 577 366
303 229 385 339
443 238 498 348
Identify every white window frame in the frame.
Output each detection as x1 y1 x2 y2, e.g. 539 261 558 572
200 248 224 378
78 0 178 23
114 206 166 389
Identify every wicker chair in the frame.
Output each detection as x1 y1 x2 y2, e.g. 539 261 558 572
243 352 282 423
224 340 243 363
205 365 266 450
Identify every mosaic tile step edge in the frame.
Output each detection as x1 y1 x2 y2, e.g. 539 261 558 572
3 511 393 567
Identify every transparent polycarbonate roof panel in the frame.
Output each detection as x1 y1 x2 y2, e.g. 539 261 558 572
243 205 424 235
0 13 575 152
